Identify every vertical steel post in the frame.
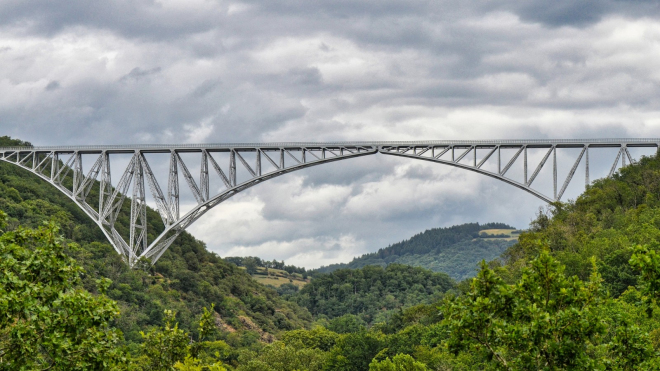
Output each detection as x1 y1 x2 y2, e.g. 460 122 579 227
523 146 528 184
168 151 179 221
230 150 236 187
622 146 627 167
256 149 262 176
99 151 111 218
51 153 58 181
72 152 82 195
553 146 557 200
585 145 589 187
200 150 209 201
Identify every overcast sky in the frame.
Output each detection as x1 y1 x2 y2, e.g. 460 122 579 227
1 0 660 268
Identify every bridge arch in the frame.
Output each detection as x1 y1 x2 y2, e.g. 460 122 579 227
1 139 656 266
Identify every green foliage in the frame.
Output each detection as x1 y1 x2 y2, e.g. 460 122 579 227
292 264 455 324
236 342 327 371
388 239 515 281
315 223 516 280
244 257 259 275
630 243 660 316
601 297 658 371
369 354 428 371
0 212 125 370
324 331 383 371
281 326 340 351
138 310 190 370
504 153 660 287
134 306 232 370
199 304 217 340
174 356 227 371
445 252 606 369
0 136 31 147
327 314 366 334
375 304 441 335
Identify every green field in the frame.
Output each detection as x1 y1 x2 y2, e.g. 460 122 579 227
478 228 520 241
239 266 309 288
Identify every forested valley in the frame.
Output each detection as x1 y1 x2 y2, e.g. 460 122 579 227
2 134 660 370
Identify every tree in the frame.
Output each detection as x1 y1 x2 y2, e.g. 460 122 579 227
139 305 230 371
444 251 606 370
244 257 259 275
0 212 125 370
236 342 326 371
174 356 227 371
630 243 660 316
324 331 383 371
328 314 366 334
281 326 340 352
138 310 190 370
369 354 427 371
602 298 658 371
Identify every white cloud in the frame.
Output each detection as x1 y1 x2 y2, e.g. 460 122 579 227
184 117 215 143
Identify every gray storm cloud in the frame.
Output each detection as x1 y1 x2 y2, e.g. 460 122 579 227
1 0 659 267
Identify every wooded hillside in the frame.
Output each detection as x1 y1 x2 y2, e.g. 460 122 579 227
315 222 517 280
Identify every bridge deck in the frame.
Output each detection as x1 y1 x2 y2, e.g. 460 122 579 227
0 138 658 153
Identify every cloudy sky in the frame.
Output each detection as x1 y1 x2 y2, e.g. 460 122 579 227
2 0 660 268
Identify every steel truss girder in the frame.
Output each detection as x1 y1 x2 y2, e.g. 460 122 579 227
0 139 658 266
0 145 376 266
378 140 660 204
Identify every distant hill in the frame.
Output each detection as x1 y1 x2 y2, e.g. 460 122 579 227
315 222 520 281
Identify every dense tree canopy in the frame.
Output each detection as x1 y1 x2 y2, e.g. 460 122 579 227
0 213 124 370
291 264 455 324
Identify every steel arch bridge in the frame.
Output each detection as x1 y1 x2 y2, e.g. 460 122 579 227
0 138 657 266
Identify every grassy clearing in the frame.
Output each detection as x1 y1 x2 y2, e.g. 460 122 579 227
479 229 520 241
238 266 309 288
253 276 308 288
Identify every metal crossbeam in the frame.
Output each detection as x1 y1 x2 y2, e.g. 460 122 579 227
0 138 657 266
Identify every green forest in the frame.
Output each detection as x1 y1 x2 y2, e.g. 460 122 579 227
289 264 454 325
2 134 660 369
314 223 518 280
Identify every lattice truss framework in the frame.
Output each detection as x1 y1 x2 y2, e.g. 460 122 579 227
0 145 375 266
379 140 655 203
0 139 657 266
